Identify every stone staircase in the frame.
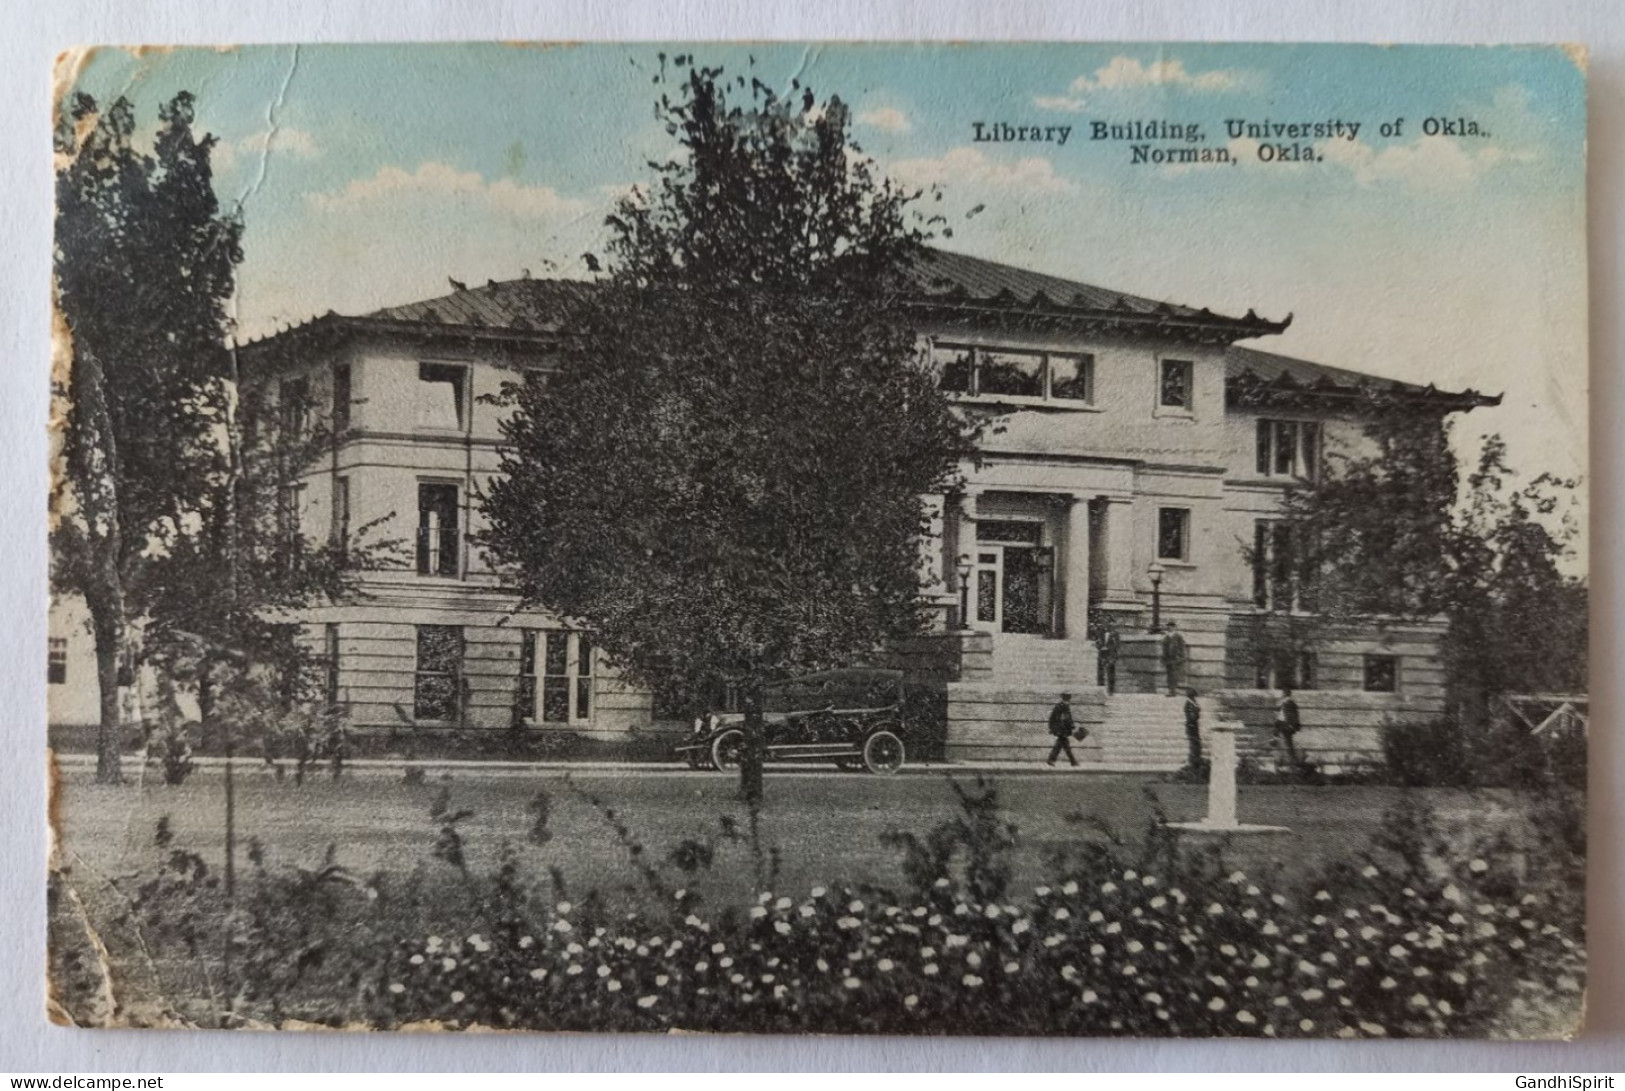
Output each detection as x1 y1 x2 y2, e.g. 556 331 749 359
988 635 1097 692
1096 693 1216 771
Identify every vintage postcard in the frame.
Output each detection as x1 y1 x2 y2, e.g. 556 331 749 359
47 42 1588 1038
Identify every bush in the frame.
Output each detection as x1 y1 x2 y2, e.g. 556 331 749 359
105 780 1584 1038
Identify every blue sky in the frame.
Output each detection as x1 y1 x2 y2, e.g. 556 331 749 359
64 42 1587 494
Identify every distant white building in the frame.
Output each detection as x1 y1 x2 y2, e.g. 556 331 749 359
50 249 1497 766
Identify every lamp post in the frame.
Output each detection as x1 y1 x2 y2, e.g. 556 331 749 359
957 554 973 630
1148 561 1166 633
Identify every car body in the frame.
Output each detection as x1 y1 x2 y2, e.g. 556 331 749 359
674 668 911 775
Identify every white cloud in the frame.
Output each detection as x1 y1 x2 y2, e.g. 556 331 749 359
1319 134 1525 192
1067 56 1245 93
1033 96 1089 114
856 106 911 132
212 126 319 174
306 161 590 219
889 146 1076 196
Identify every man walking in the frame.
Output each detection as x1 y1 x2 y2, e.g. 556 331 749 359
1274 685 1302 767
1183 688 1202 768
1160 621 1188 696
1047 692 1080 767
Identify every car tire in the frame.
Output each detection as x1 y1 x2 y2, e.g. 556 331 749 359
711 729 745 772
862 730 905 775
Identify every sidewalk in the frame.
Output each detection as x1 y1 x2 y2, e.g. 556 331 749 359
49 751 1166 777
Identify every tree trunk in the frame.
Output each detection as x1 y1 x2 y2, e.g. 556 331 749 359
739 681 765 805
87 586 124 784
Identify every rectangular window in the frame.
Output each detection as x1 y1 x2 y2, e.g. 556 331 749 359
331 364 352 433
1049 353 1095 403
48 638 67 685
278 482 306 551
414 625 463 720
1159 359 1193 409
932 344 1095 406
1363 655 1398 693
933 345 976 395
521 630 594 724
977 350 1045 398
517 631 538 720
1252 519 1316 612
1256 419 1321 479
279 377 310 439
417 363 468 431
417 483 460 577
1156 507 1190 562
331 477 350 556
324 624 340 709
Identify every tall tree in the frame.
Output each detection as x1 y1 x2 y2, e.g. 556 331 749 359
481 57 978 801
1275 406 1586 717
52 92 243 782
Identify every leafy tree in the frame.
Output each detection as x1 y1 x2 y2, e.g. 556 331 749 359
481 58 977 800
1273 405 1586 719
52 92 243 782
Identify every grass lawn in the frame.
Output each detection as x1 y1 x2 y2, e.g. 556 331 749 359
53 765 1538 914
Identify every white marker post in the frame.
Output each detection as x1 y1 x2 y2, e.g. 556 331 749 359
1166 721 1290 836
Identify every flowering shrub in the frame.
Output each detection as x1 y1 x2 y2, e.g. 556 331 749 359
118 783 1583 1037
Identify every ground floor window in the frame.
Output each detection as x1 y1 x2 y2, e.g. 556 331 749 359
1363 654 1399 693
1256 647 1315 690
324 623 340 709
414 624 464 720
48 638 66 685
518 630 594 724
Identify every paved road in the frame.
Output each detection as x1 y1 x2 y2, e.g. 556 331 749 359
52 763 1528 914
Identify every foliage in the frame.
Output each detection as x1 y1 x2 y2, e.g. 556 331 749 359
480 57 978 728
52 91 244 781
1274 412 1586 709
97 782 1584 1038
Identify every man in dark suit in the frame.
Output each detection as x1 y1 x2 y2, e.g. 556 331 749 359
1097 620 1120 695
1160 622 1188 696
1274 686 1302 766
1047 692 1080 767
1183 688 1202 768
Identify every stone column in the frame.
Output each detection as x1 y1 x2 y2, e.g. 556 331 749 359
1101 496 1139 609
1063 496 1091 641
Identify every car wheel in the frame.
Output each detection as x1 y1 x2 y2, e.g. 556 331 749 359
711 729 745 772
862 730 905 775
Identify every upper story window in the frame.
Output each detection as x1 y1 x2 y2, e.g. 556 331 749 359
933 343 1095 406
279 377 311 439
1159 358 1194 410
417 363 468 431
417 482 461 578
331 364 352 433
331 476 351 557
1156 507 1191 562
48 638 67 685
1256 418 1320 479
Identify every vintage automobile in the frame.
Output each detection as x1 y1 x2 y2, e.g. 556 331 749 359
674 668 911 775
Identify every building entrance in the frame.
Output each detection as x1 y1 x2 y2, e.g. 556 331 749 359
972 520 1055 635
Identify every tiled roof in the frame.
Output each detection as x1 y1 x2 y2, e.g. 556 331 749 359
366 277 595 332
1226 345 1499 408
901 248 1210 319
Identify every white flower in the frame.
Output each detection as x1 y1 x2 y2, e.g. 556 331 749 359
1208 997 1226 1011
1380 976 1397 990
555 901 572 915
837 916 861 930
1219 944 1237 957
1082 988 1099 1002
1469 859 1488 873
878 959 895 972
1207 903 1225 916
388 982 405 994
1126 940 1144 954
1004 961 1019 973
811 886 827 898
528 968 547 981
567 963 584 976
904 994 919 1008
450 990 465 1003
694 961 709 973
1105 922 1122 935
933 877 951 889
1389 944 1409 958
607 980 623 993
1301 988 1325 1002
962 974 983 987
1251 953 1270 969
719 957 734 968
844 976 861 989
1237 1010 1257 1025
597 965 611 978
924 963 939 976
1150 896 1167 909
1061 965 1079 981
749 906 767 919
1012 919 1030 935
441 957 458 972
1300 1018 1315 1032
1062 881 1080 895
552 920 573 934
409 954 424 966
1100 882 1118 895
